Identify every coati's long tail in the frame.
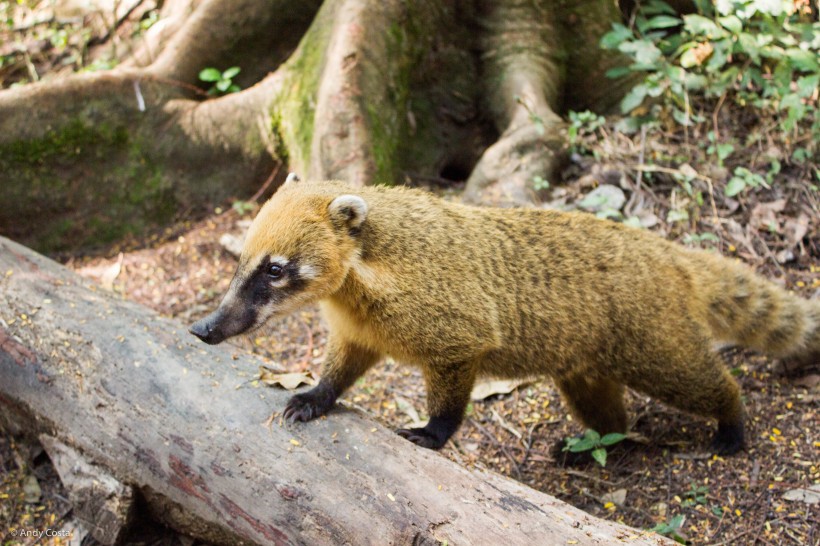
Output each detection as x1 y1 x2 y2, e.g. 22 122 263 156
695 252 820 367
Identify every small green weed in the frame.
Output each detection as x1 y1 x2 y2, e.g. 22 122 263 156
681 482 709 507
651 514 687 543
231 200 255 215
568 110 606 154
532 175 550 192
199 66 242 95
563 429 627 467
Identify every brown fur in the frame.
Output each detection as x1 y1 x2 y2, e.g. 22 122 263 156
201 179 820 453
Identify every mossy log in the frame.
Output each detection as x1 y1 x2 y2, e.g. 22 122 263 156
0 237 671 545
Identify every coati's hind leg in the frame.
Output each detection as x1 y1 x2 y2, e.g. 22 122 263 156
556 374 628 435
623 350 745 456
552 374 628 465
397 360 477 449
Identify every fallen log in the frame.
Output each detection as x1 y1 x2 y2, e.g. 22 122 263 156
0 236 669 545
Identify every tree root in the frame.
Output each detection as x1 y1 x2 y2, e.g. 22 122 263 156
464 0 631 206
1 0 634 251
464 0 567 206
464 121 565 206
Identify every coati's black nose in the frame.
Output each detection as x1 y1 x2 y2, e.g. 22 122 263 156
189 315 225 345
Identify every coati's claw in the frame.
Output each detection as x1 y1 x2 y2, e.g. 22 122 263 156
283 385 336 423
282 395 317 422
396 427 445 449
710 422 745 456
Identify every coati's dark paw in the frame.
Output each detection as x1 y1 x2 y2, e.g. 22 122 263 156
710 422 745 456
283 383 336 423
396 427 446 449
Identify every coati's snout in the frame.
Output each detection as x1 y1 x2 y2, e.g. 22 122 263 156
189 294 257 345
188 256 294 345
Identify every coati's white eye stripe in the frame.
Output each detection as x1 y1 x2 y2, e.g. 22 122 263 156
299 264 319 280
269 255 288 266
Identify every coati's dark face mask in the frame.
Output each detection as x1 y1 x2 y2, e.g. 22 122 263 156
188 254 314 345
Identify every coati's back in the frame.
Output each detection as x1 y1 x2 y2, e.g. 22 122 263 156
192 178 819 454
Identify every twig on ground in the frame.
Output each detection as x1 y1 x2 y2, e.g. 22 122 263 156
490 409 523 440
751 230 786 276
468 417 522 479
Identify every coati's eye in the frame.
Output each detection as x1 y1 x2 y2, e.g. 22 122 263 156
267 263 285 280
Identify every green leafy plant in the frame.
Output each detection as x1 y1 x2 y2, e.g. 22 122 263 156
199 66 242 95
705 131 734 165
563 429 627 467
667 208 690 223
651 514 686 543
683 231 720 247
139 9 160 32
601 0 820 154
681 482 709 507
725 166 768 196
567 109 606 154
532 175 550 191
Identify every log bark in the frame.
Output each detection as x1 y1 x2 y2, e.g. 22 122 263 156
0 236 669 545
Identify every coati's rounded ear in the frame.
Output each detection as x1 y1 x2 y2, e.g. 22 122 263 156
329 194 368 231
285 172 301 184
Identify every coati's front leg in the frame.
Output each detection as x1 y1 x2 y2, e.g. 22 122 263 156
284 340 380 422
397 361 477 449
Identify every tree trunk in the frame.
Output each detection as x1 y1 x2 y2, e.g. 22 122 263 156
0 236 670 545
1 0 630 253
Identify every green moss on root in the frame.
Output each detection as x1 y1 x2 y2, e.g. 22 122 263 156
361 17 419 183
0 119 178 253
275 15 330 170
0 119 129 167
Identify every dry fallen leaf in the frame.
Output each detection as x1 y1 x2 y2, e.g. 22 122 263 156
783 213 809 248
601 488 627 507
23 474 41 504
782 485 820 505
257 366 315 390
76 252 123 291
470 378 532 400
394 396 424 428
750 199 786 233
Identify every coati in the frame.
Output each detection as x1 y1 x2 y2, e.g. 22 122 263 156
190 176 819 455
